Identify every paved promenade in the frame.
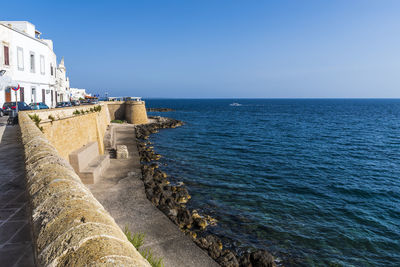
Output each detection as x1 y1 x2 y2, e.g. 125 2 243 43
89 124 218 267
0 117 35 266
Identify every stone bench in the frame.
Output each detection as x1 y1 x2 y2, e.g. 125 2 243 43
69 141 110 184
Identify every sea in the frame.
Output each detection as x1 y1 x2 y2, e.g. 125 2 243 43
145 99 400 267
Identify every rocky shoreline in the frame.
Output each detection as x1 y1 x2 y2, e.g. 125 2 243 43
146 107 175 112
135 116 276 267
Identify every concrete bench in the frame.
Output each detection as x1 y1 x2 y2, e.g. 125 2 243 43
69 141 110 184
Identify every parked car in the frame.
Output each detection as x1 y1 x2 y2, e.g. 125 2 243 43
2 102 32 115
29 102 49 110
55 102 72 108
56 102 64 108
0 107 4 117
71 100 80 106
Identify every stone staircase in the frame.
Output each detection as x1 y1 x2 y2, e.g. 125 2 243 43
69 142 110 184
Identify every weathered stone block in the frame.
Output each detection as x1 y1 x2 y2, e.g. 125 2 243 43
116 145 129 159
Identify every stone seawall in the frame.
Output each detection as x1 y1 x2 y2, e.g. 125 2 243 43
106 101 149 124
18 111 150 266
29 104 110 160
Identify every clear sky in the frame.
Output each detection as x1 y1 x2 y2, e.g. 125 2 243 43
3 0 400 98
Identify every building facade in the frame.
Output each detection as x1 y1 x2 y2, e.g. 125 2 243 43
70 88 90 100
56 57 70 102
0 21 70 108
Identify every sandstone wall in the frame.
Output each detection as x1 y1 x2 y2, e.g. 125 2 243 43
105 101 148 124
18 111 150 267
26 101 148 162
28 104 111 161
29 105 110 122
106 101 126 121
125 101 149 124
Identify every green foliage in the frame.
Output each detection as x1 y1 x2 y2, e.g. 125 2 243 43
73 110 80 115
124 227 163 267
93 105 102 112
29 114 41 125
140 249 164 267
48 115 55 121
111 119 124 124
90 108 94 112
124 226 145 249
29 114 43 131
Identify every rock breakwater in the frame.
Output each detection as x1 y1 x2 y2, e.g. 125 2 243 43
146 108 175 112
135 116 276 267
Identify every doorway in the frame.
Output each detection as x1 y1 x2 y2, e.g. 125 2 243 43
5 88 11 102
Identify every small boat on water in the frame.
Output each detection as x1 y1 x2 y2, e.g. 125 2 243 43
230 103 242 106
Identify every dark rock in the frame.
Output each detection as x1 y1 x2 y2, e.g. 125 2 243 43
250 250 275 267
239 253 251 267
177 208 193 228
150 195 160 206
146 107 175 112
209 242 222 259
218 250 239 267
239 250 275 267
194 237 210 250
204 235 223 259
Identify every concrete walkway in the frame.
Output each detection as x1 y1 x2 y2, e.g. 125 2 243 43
0 116 35 266
88 124 218 267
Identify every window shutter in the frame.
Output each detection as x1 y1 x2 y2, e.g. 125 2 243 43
4 46 9 65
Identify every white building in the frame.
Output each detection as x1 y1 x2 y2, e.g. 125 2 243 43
70 88 90 100
56 57 70 102
0 21 70 107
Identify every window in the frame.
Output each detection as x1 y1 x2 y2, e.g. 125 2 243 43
40 55 45 75
17 47 24 70
31 87 36 103
4 46 9 66
30 52 35 73
50 63 53 76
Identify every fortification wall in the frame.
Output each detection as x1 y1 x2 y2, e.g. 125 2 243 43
125 101 149 124
18 111 150 266
26 101 148 161
106 101 126 121
28 104 110 161
105 101 148 124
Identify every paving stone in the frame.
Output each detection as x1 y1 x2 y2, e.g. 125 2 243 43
0 118 35 266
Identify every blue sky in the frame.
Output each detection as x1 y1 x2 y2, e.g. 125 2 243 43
3 0 400 98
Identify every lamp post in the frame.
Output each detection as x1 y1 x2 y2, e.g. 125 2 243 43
12 84 20 114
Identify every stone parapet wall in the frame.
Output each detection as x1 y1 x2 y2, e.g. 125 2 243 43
28 104 111 161
27 104 110 122
18 111 150 266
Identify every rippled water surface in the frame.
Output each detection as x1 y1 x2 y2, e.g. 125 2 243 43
145 99 400 266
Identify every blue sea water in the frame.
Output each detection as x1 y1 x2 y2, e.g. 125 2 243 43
145 99 400 266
